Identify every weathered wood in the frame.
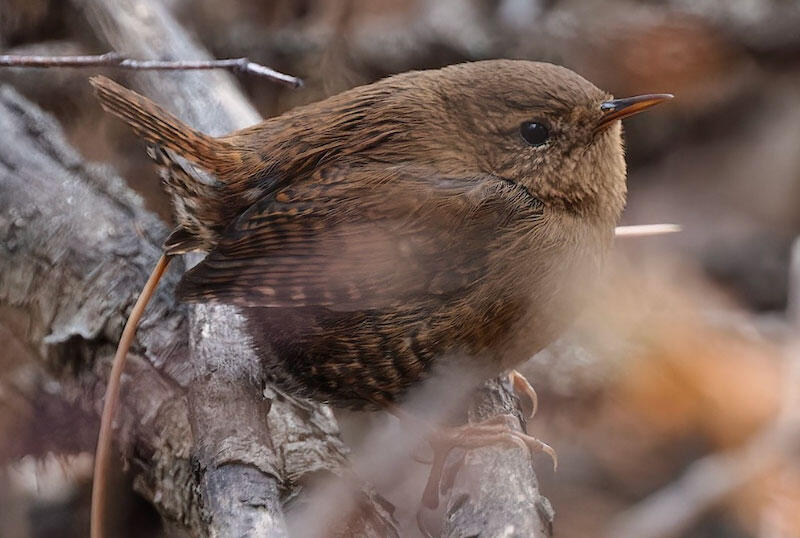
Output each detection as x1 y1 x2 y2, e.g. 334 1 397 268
0 83 201 530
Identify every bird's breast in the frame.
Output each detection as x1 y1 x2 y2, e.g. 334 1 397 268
490 214 614 371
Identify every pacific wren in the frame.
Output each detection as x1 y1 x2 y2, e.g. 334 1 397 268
91 60 670 409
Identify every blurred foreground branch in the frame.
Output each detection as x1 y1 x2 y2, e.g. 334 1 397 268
607 410 800 538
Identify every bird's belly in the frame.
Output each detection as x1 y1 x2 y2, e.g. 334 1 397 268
492 307 572 372
245 306 442 409
244 250 602 410
492 241 609 371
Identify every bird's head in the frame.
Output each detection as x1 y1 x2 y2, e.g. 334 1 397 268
369 60 671 220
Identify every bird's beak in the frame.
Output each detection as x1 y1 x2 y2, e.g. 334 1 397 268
595 93 673 132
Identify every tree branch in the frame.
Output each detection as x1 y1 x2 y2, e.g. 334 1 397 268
75 0 398 535
0 83 201 530
440 379 555 538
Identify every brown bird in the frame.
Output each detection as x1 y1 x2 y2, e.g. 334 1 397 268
89 59 670 533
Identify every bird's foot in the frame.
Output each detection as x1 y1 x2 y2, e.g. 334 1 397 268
420 414 557 511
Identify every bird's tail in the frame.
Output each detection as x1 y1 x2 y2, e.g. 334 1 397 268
90 76 254 252
89 76 236 176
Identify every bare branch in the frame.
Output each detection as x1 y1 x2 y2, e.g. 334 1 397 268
0 52 303 88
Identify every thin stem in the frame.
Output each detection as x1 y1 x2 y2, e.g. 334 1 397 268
0 52 302 88
91 254 172 538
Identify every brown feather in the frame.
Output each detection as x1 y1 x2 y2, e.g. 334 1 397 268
90 76 236 174
93 60 643 407
176 167 543 310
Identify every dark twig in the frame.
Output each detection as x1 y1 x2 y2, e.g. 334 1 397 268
0 52 303 87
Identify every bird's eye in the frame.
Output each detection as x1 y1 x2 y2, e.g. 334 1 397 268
520 121 549 147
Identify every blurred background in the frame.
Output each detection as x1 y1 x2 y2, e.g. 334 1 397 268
1 0 799 536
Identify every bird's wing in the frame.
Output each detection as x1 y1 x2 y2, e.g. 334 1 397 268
175 166 543 310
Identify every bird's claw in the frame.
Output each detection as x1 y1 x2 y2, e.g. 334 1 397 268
420 414 557 511
508 369 538 421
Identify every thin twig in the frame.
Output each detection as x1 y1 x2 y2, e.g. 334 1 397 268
0 52 303 88
615 224 682 237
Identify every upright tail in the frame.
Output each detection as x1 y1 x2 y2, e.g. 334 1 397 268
90 76 262 251
89 76 237 177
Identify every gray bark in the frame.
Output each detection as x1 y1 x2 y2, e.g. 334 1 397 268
83 0 289 532
441 379 554 538
0 83 200 529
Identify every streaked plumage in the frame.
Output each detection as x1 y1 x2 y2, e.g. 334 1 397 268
91 60 632 408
